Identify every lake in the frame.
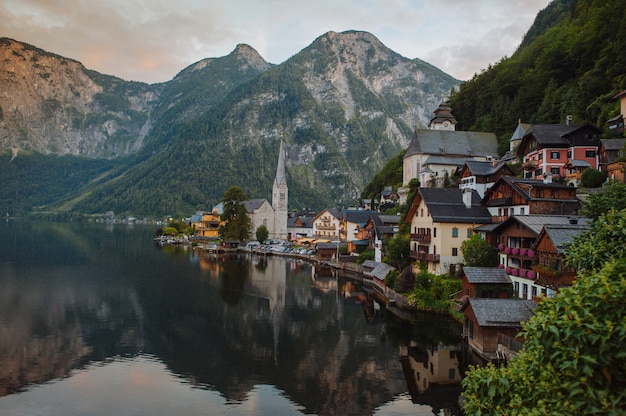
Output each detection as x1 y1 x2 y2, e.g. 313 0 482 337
0 220 463 415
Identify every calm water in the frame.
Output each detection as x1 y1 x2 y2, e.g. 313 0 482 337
0 221 463 415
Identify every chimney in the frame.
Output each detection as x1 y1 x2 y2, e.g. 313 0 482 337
463 188 473 208
566 114 573 127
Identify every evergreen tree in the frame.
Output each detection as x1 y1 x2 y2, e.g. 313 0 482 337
219 186 251 241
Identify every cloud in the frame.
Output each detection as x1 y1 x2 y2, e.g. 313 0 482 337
0 0 552 83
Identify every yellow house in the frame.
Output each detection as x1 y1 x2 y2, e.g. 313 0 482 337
405 188 492 275
192 208 223 238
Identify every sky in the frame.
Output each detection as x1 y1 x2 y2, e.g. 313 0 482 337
1 0 553 84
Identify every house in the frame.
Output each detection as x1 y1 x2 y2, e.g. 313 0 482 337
406 188 492 275
461 298 537 362
460 267 512 300
517 119 603 181
490 214 589 300
342 210 377 243
287 214 314 241
532 223 590 295
607 89 626 131
191 208 223 238
458 160 515 198
599 138 625 170
315 241 345 262
312 208 342 239
357 214 400 262
482 176 580 222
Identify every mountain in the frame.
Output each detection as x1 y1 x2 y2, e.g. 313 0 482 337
0 31 458 217
447 0 626 153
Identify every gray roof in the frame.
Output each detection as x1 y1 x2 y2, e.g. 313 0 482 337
244 199 269 212
420 188 492 224
566 160 592 168
540 224 590 255
601 138 625 151
509 121 530 142
287 216 313 228
343 210 377 225
422 155 471 168
463 267 512 284
378 215 400 225
362 260 395 281
405 129 498 158
493 215 590 235
522 124 583 146
466 299 537 327
464 160 508 176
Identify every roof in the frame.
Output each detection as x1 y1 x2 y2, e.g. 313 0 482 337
378 215 400 225
462 267 512 284
464 299 537 327
422 155 471 168
362 260 395 281
509 121 531 142
601 138 625 151
492 214 590 235
343 209 377 225
418 188 492 224
287 216 313 228
484 176 579 202
463 160 508 176
538 224 590 255
244 199 270 212
565 159 592 168
405 129 498 159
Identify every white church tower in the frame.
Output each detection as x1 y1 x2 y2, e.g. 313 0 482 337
272 141 288 240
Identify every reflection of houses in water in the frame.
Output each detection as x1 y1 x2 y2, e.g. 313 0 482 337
399 343 462 406
312 264 337 293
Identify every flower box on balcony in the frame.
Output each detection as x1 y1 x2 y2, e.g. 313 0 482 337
519 269 527 277
498 243 504 251
527 250 535 257
505 267 512 274
528 271 536 279
520 248 527 256
512 248 519 255
498 263 505 269
504 247 512 254
511 269 519 276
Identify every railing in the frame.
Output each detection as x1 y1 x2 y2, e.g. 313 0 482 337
522 160 538 170
410 251 440 262
489 197 513 206
410 233 431 244
316 225 337 230
498 333 524 353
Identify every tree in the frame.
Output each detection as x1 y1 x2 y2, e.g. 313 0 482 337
255 224 269 243
461 234 499 267
580 168 607 188
566 208 626 277
382 232 411 270
461 258 626 415
219 186 251 241
580 181 626 220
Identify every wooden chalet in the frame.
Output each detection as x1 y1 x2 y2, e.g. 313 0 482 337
461 298 536 362
458 160 514 198
482 176 580 222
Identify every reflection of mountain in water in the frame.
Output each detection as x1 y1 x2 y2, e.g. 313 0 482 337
0 221 463 414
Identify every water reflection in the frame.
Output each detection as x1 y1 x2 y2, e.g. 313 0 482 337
0 221 463 415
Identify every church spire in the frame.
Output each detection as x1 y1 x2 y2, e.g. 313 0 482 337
275 140 286 187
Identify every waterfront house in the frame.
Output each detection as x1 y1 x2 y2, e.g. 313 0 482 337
482 176 580 222
312 208 342 239
532 223 590 293
287 214 314 241
191 208 223 238
460 267 512 300
517 120 602 181
490 214 589 299
406 188 492 275
461 298 537 362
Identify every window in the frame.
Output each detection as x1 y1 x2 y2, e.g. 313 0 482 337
520 207 525 215
467 228 472 237
551 167 560 175
452 247 458 256
433 228 437 238
531 286 537 298
551 151 560 159
449 369 456 379
452 228 458 238
538 153 543 160
420 208 424 217
567 150 572 158
535 168 543 176
586 150 595 158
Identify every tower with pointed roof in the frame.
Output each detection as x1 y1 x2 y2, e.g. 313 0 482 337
427 102 457 131
272 141 288 239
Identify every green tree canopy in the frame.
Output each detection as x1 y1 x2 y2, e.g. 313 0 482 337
462 258 626 415
580 181 626 220
255 224 269 243
566 208 626 277
461 234 499 267
382 232 411 270
219 186 251 241
580 168 607 188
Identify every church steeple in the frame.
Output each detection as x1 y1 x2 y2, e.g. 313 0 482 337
272 140 288 239
428 102 457 131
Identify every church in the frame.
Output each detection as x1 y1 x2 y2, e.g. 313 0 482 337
244 141 288 241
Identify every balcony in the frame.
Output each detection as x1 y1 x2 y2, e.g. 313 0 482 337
500 264 536 280
410 251 440 262
498 245 535 258
316 224 337 231
522 160 538 170
488 197 513 206
410 233 431 244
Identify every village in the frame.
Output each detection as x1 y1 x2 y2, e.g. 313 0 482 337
161 90 626 366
